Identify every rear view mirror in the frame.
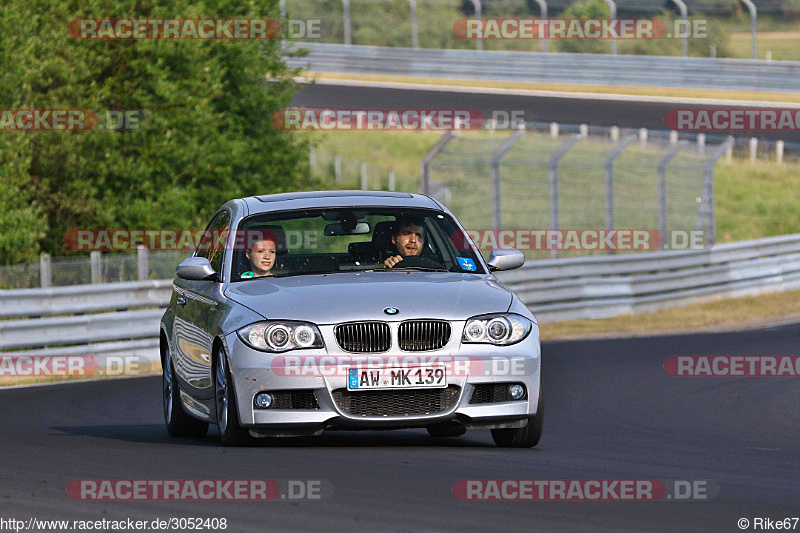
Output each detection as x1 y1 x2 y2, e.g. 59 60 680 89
324 222 371 236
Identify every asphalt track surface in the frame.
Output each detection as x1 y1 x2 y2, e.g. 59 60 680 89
1 323 797 532
291 82 800 143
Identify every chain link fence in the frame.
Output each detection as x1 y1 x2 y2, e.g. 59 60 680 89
422 123 734 259
0 250 191 290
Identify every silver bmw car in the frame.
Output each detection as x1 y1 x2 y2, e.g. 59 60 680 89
160 191 542 447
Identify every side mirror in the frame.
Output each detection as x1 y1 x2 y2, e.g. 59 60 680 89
176 257 219 281
487 248 525 272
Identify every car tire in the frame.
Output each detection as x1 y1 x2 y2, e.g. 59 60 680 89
214 346 252 447
163 345 209 438
426 423 467 438
490 384 543 448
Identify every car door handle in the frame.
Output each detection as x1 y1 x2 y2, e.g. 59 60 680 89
177 296 188 306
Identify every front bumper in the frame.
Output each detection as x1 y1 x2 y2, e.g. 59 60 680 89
223 322 541 433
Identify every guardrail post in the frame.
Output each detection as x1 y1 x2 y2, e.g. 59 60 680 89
776 140 784 164
639 128 648 147
741 0 758 59
388 170 396 191
137 246 149 281
409 0 419 49
697 133 706 155
39 253 52 288
698 136 733 246
533 0 548 52
470 0 483 51
490 131 525 230
550 122 559 138
579 123 589 138
419 130 455 194
604 135 637 246
90 251 103 284
360 161 368 190
669 130 679 144
610 126 619 142
657 141 689 247
334 154 342 184
603 0 617 55
549 134 581 258
342 0 352 45
670 0 689 57
309 146 316 169
749 137 758 163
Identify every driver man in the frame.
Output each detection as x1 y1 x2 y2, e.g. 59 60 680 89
383 219 424 268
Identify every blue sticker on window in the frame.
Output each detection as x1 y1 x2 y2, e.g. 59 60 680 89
349 369 359 389
457 257 476 271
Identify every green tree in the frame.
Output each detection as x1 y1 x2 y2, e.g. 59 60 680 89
0 0 308 262
553 0 611 54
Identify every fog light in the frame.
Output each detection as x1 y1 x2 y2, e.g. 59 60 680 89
509 384 525 400
254 392 273 409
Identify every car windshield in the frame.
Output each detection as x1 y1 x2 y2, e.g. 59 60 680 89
231 207 485 280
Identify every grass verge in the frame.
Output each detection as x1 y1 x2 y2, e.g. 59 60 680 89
539 289 800 341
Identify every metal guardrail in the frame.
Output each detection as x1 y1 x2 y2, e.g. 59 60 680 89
1 233 798 354
285 43 800 93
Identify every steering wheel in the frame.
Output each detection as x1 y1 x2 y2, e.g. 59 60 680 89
392 254 447 270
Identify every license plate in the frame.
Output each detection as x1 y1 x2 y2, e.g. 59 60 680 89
347 366 446 391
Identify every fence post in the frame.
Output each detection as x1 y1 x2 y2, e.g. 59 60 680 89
749 137 758 163
533 0 548 52
639 128 648 147
697 133 706 155
741 0 758 59
309 146 316 169
579 123 589 138
657 141 689 247
698 136 733 246
279 0 286 20
549 122 559 138
549 135 581 258
604 135 637 249
470 0 482 51
610 126 619 142
388 169 396 191
669 130 679 144
670 0 688 57
419 130 455 194
360 161 368 190
342 0 352 45
490 131 525 230
334 154 342 184
39 253 52 289
137 245 149 281
91 251 103 284
776 140 784 164
603 0 617 55
409 0 419 49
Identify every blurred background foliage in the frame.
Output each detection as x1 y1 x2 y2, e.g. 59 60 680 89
0 0 310 264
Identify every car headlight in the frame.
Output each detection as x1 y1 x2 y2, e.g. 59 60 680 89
462 314 532 345
237 321 324 352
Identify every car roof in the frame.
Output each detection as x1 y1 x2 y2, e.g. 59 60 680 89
240 190 442 214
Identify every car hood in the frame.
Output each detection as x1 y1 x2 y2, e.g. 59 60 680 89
225 271 512 324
